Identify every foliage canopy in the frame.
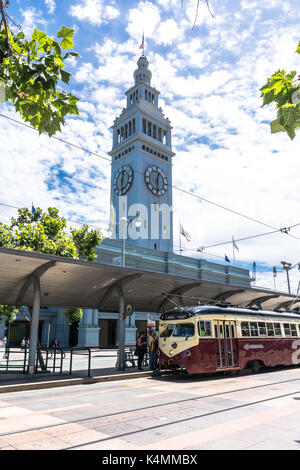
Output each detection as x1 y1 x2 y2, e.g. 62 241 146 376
260 41 300 140
0 206 102 261
0 0 80 136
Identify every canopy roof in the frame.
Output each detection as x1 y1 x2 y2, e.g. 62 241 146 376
0 247 299 313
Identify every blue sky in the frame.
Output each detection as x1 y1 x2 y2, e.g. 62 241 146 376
1 0 300 292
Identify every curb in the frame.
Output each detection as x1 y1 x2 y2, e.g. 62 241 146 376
0 370 155 394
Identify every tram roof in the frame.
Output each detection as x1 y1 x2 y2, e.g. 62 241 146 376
162 305 300 321
0 247 300 313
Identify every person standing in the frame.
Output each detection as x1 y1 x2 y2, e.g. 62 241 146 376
136 331 147 370
148 329 158 370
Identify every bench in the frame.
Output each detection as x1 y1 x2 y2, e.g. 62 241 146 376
124 347 149 368
124 347 136 368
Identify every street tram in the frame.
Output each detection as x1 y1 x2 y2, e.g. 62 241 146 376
158 305 300 374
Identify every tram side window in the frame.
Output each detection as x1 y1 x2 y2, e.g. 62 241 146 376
160 324 175 338
274 323 282 336
283 323 291 336
173 323 195 337
250 322 258 337
241 322 250 337
267 323 275 336
258 322 267 336
198 321 212 337
290 324 297 337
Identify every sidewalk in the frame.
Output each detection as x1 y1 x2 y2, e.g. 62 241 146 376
0 349 157 394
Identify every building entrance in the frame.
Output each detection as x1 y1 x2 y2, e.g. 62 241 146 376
99 319 117 348
6 320 43 346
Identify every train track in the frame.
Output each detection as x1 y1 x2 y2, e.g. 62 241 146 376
1 371 300 443
66 385 300 450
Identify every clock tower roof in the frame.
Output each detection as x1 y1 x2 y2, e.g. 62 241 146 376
134 55 152 85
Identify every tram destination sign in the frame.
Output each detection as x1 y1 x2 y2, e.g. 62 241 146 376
161 312 190 320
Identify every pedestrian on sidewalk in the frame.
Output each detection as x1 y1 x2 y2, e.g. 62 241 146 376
148 329 158 370
136 331 147 370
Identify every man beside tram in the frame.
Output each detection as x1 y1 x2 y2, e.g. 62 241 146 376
148 329 158 370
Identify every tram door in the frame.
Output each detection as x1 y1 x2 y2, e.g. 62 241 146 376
215 320 239 370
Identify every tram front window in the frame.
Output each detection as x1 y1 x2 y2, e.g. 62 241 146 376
160 324 175 338
173 323 195 338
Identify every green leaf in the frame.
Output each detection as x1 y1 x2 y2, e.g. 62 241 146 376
57 26 74 49
270 119 285 133
60 70 72 84
296 41 300 54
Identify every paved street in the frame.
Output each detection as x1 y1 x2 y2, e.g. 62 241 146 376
1 366 300 450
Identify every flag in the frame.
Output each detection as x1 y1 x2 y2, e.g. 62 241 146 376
139 32 144 50
232 236 239 252
31 204 35 215
180 224 191 242
225 254 230 263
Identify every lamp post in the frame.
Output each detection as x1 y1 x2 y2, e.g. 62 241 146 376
108 212 141 371
281 261 292 294
108 212 141 268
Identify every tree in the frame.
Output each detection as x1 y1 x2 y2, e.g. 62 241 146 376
0 206 102 261
0 304 19 324
260 41 300 140
62 307 83 325
0 207 102 364
0 0 80 136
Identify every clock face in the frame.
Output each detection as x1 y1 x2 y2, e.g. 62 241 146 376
113 165 134 195
144 165 168 196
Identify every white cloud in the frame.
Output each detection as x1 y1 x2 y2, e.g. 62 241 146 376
20 7 47 36
126 1 161 42
70 0 120 26
45 0 56 14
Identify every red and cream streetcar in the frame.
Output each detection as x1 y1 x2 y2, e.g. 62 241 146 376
158 305 300 374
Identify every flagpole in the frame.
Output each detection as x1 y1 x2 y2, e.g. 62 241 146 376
232 237 235 265
179 221 182 255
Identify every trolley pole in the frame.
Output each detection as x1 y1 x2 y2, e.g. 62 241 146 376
281 261 292 295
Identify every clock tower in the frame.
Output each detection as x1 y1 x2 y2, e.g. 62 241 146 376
109 56 175 252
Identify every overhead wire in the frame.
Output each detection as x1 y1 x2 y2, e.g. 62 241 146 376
2 111 300 241
1 109 300 275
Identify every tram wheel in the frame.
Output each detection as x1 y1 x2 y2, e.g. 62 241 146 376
250 360 260 373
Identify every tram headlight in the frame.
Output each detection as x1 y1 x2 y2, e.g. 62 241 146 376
186 350 191 357
171 342 177 349
169 349 174 356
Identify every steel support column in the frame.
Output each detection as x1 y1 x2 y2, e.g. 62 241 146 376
117 287 126 371
28 276 40 375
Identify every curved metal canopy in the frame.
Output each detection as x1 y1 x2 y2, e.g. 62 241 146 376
0 247 299 314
